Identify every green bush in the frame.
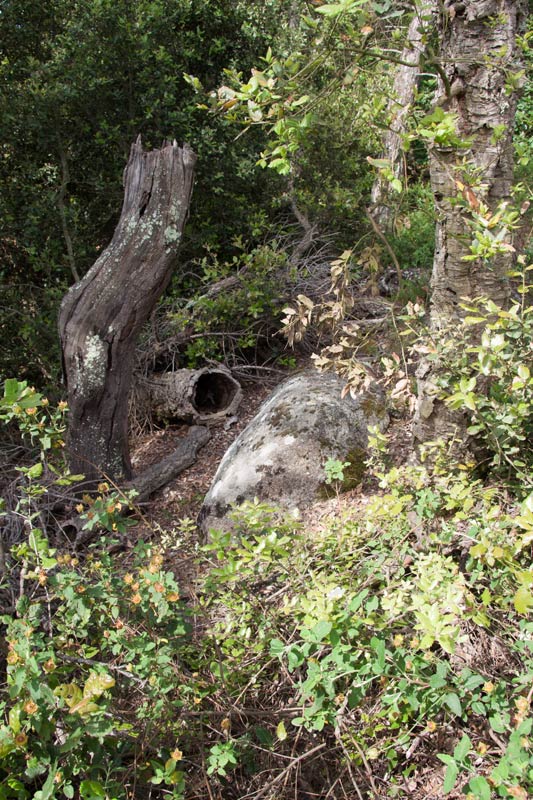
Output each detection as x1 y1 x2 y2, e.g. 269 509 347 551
0 384 190 798
148 240 291 369
406 263 533 491
1 535 189 800
3 379 533 798
199 470 533 798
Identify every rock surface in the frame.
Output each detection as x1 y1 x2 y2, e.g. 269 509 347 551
199 369 389 534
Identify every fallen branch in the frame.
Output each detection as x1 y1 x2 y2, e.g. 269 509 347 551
126 425 211 502
72 425 211 547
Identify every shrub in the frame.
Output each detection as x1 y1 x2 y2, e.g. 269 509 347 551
3 378 533 798
1 535 190 799
403 262 533 491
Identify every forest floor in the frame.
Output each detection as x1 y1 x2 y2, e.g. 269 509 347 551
129 375 276 592
129 362 412 540
124 369 459 800
4 362 511 799
128 366 413 593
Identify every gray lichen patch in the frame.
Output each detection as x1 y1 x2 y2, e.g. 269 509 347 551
167 200 182 224
164 226 182 248
79 333 107 394
135 217 159 247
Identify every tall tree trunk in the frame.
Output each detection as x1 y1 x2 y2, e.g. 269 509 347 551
59 137 196 483
370 0 434 229
414 0 527 446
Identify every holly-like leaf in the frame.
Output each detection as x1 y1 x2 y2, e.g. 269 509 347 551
514 586 533 615
83 671 115 700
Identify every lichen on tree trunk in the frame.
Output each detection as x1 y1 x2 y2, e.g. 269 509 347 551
59 137 196 482
414 0 527 447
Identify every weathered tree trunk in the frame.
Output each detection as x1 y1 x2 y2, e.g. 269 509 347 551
370 0 434 229
59 137 196 482
414 0 527 447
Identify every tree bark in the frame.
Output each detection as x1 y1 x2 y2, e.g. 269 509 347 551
370 0 434 229
59 137 196 483
414 0 528 446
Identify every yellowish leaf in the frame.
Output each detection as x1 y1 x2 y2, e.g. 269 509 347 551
276 721 287 741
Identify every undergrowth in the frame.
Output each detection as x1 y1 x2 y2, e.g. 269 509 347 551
2 272 533 799
2 453 533 798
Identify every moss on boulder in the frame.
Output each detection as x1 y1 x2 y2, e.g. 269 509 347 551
199 369 388 534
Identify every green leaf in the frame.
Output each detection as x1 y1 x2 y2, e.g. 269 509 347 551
8 705 22 734
444 693 462 717
312 620 332 640
270 639 285 657
453 734 471 762
54 683 83 708
0 730 15 759
83 671 115 700
315 3 348 15
255 726 273 747
290 95 310 107
371 636 386 671
276 720 287 741
466 775 491 800
182 73 204 93
489 712 507 733
3 378 23 402
268 159 291 175
80 780 105 798
17 394 43 409
514 585 533 615
442 761 459 794
27 462 43 479
291 716 305 726
33 764 57 800
367 157 391 169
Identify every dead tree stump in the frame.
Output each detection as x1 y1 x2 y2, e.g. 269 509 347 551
59 137 196 483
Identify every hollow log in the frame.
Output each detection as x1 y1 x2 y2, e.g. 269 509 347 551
138 366 242 424
59 137 196 483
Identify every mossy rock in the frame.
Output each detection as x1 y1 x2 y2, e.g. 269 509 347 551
199 369 389 535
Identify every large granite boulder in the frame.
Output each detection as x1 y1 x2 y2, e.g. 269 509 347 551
199 369 388 534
